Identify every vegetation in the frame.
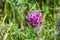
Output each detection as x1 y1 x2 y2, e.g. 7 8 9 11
0 0 60 40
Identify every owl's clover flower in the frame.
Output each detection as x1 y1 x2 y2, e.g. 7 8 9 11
26 11 43 28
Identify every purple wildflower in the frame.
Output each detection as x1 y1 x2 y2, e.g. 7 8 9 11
26 11 43 28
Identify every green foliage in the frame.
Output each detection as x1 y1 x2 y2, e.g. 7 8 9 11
0 0 59 40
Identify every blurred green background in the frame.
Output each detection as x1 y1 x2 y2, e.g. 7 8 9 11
0 0 60 40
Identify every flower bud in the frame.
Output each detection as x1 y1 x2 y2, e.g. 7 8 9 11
26 11 43 28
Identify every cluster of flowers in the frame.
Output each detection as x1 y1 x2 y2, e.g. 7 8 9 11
26 11 43 28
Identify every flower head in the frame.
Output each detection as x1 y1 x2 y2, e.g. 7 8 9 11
26 11 43 28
